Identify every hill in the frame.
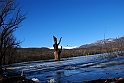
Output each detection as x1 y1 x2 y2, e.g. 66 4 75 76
80 36 124 49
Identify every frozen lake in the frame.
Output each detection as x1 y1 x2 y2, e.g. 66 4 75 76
3 53 124 83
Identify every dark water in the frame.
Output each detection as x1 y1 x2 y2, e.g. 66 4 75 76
3 54 124 83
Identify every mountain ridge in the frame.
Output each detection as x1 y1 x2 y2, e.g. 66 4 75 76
79 38 115 48
79 36 124 48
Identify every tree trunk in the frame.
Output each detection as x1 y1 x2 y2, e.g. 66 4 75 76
53 36 62 61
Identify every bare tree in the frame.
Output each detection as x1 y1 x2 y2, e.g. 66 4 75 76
0 0 26 73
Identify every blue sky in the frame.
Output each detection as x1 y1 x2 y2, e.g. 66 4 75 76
15 0 124 48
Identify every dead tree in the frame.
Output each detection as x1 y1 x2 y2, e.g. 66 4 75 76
0 0 26 74
53 36 62 61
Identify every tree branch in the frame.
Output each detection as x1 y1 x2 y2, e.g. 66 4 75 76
58 37 62 45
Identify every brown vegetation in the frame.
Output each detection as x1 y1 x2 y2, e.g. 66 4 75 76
0 75 35 83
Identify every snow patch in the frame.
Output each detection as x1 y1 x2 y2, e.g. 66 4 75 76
49 46 78 49
47 78 56 83
32 78 40 82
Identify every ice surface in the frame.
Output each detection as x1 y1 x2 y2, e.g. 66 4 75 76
3 54 124 83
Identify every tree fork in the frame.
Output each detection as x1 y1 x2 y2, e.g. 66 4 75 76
53 36 62 61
